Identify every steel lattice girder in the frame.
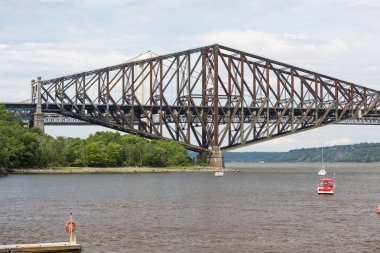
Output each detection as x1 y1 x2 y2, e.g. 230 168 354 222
33 44 380 152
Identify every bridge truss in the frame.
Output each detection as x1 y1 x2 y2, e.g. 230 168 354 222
32 44 380 153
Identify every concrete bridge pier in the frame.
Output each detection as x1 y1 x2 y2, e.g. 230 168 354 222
33 111 44 132
208 146 225 168
32 77 44 132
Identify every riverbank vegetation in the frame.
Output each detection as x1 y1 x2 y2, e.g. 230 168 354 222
0 106 192 169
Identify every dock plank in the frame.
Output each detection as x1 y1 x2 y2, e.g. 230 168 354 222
0 242 81 253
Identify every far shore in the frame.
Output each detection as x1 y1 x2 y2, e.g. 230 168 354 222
225 162 380 173
6 162 380 175
8 166 228 174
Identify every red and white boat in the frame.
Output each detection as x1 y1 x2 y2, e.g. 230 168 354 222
317 178 335 194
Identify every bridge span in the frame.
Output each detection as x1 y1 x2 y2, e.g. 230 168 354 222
3 44 380 167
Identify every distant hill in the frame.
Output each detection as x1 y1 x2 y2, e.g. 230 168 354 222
224 143 380 163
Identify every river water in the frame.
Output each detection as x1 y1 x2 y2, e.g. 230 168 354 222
1 163 380 252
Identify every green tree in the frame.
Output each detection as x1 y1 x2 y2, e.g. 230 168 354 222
0 106 193 168
84 142 108 167
106 142 124 166
142 143 169 167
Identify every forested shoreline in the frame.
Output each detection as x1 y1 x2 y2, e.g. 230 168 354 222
0 106 192 171
225 143 380 163
3 105 380 175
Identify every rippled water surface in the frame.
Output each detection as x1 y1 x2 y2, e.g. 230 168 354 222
1 164 380 252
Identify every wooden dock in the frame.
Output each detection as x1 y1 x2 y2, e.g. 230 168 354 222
0 242 81 252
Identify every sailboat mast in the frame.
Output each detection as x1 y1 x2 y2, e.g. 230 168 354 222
322 147 324 167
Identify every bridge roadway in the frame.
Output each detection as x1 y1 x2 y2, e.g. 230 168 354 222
3 102 380 126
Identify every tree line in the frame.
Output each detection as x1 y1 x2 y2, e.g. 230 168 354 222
0 106 192 169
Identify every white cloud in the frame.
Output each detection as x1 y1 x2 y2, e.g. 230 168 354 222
325 138 352 146
0 42 132 101
0 0 379 150
262 137 301 147
231 125 379 152
196 29 349 61
348 0 380 9
180 29 379 87
234 136 302 152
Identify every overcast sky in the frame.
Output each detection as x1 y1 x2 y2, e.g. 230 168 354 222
0 0 379 151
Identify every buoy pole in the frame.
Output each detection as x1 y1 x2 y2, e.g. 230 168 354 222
65 213 77 244
70 213 73 243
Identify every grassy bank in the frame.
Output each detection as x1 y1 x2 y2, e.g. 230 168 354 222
9 166 219 174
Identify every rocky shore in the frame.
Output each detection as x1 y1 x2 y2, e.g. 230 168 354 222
0 168 8 176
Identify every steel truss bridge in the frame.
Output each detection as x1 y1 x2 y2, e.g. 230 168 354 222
3 44 380 158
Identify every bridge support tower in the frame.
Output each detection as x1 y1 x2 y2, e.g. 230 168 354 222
32 77 44 132
208 146 225 168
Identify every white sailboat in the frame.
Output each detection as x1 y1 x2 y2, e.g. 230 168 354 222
214 170 224 177
318 167 326 176
316 147 336 194
318 147 327 176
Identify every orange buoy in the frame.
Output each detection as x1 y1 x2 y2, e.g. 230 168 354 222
377 205 380 214
65 220 76 233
